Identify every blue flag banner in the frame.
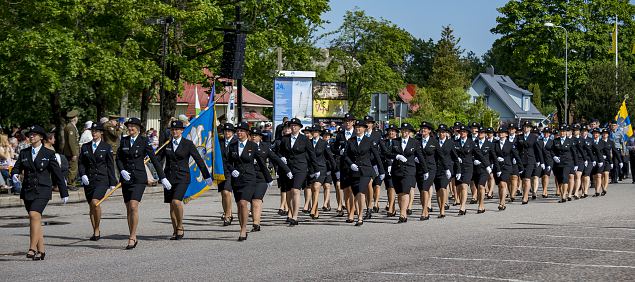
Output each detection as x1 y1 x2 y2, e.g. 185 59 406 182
182 98 225 203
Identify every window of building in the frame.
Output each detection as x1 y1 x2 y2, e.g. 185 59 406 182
523 96 530 111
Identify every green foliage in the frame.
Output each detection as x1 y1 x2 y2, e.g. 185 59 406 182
577 61 635 122
405 38 436 86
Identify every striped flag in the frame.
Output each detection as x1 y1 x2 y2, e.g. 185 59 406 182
194 86 201 115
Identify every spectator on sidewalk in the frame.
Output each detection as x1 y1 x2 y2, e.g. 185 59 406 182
79 121 93 146
0 134 15 192
45 133 72 191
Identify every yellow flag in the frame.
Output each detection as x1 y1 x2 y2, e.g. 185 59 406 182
609 21 617 54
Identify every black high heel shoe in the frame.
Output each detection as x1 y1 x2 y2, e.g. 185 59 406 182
336 210 345 217
251 224 261 232
354 220 364 226
469 199 477 204
498 205 506 211
477 209 485 214
437 214 446 218
420 215 430 221
601 191 607 196
301 209 310 214
32 251 45 261
386 211 396 217
397 216 408 223
125 238 138 250
310 214 319 220
521 201 528 205
175 229 184 240
372 206 380 213
238 234 248 241
406 209 413 215
26 249 36 259
458 210 466 215
345 218 354 223
90 234 101 241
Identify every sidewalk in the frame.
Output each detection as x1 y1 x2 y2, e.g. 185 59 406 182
0 185 166 208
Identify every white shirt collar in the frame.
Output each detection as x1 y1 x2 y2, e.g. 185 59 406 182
422 135 429 142
92 139 101 147
291 133 300 139
173 136 182 144
31 144 42 154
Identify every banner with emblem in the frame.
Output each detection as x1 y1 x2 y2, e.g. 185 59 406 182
183 89 225 203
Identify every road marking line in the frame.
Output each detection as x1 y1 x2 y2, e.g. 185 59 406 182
428 257 635 269
366 271 531 282
491 244 635 254
538 234 635 241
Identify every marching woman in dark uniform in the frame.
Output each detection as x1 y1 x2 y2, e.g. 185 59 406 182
492 126 518 210
473 127 493 213
386 123 422 223
11 125 68 260
363 116 384 213
343 120 385 225
78 123 117 241
277 118 319 226
382 125 399 216
272 122 291 216
335 114 356 217
507 125 520 201
249 127 289 232
453 125 485 215
580 126 594 197
308 126 335 219
590 128 606 196
434 124 454 218
601 128 619 195
116 117 170 249
219 123 237 225
159 120 212 240
570 124 586 199
551 126 577 203
321 129 336 212
416 121 436 220
539 128 554 198
225 122 272 240
516 121 544 204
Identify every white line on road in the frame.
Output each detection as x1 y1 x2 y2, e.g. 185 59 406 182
366 271 532 282
538 234 635 241
491 244 635 254
428 257 635 269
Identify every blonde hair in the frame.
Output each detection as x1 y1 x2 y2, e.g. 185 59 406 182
0 134 9 147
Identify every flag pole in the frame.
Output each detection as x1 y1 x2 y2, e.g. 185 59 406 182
95 140 171 206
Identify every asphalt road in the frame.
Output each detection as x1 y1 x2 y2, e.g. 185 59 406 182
1 182 634 281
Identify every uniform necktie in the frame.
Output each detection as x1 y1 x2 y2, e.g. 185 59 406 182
561 139 564 145
479 140 483 148
365 133 370 138
92 142 97 152
240 143 245 148
461 140 465 147
31 148 36 161
402 140 406 145
422 139 427 147
440 140 444 146
313 140 317 146
357 137 362 144
173 139 178 146
130 137 135 146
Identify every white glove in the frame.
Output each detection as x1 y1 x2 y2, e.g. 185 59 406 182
610 164 614 169
486 167 492 174
335 171 341 180
473 160 481 166
424 173 429 180
387 166 392 175
373 165 379 175
592 161 597 167
62 197 69 204
547 166 551 171
350 164 359 172
541 164 545 170
620 163 623 168
414 157 420 163
536 162 541 167
445 170 451 179
457 158 463 164
161 178 172 190
512 159 517 165
379 174 385 181
286 172 294 179
599 162 604 168
81 175 90 186
205 178 213 186
12 174 20 184
603 155 607 160
553 156 561 163
456 173 462 180
584 161 588 167
496 171 502 177
574 166 578 171
280 157 287 164
267 182 273 189
396 155 407 162
231 170 240 177
497 157 504 162
120 170 131 181
340 148 345 156
108 186 115 191
313 171 321 179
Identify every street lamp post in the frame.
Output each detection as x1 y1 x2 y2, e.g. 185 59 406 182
544 22 569 124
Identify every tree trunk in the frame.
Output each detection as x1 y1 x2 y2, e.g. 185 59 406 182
94 81 105 120
49 90 64 152
140 82 155 128
160 64 179 144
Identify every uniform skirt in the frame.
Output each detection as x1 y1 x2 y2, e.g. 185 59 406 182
384 175 394 189
553 165 571 184
84 184 108 202
472 170 489 186
253 182 268 200
372 175 383 187
495 165 512 184
290 172 307 190
416 168 436 192
217 179 232 192
602 161 611 172
24 198 48 214
455 170 473 186
324 172 333 185
351 176 372 196
532 165 542 178
393 175 416 194
122 183 146 203
521 164 535 179
232 184 256 202
541 165 552 177
434 172 450 190
309 169 327 185
582 163 594 176
164 183 188 203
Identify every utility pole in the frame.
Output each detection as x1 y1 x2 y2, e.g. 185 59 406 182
235 6 243 123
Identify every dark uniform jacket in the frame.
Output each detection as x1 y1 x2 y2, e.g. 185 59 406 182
12 146 68 200
515 133 544 165
116 135 165 184
453 138 485 176
277 134 318 175
225 140 272 186
473 138 494 175
159 138 210 184
344 135 385 178
255 142 290 181
385 137 423 177
552 137 577 167
416 136 437 176
78 141 117 187
539 137 554 169
493 138 521 173
310 138 336 173
436 137 455 174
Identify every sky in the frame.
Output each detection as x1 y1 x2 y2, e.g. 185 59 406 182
318 0 511 57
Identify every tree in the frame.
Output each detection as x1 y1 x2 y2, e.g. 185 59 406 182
405 38 436 87
326 9 413 116
577 61 635 122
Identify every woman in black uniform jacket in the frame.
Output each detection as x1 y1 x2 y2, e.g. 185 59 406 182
276 118 319 226
308 126 335 219
492 126 522 210
551 127 577 203
78 123 117 241
386 123 422 223
116 118 169 249
250 127 291 231
416 122 436 220
539 128 554 198
601 129 619 195
454 125 485 215
11 125 68 260
473 128 493 213
343 120 385 225
434 124 454 218
589 128 606 196
382 125 399 216
322 130 336 212
159 120 212 240
225 122 272 240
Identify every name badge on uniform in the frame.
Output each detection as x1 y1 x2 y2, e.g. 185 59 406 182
166 147 173 151
123 147 130 151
